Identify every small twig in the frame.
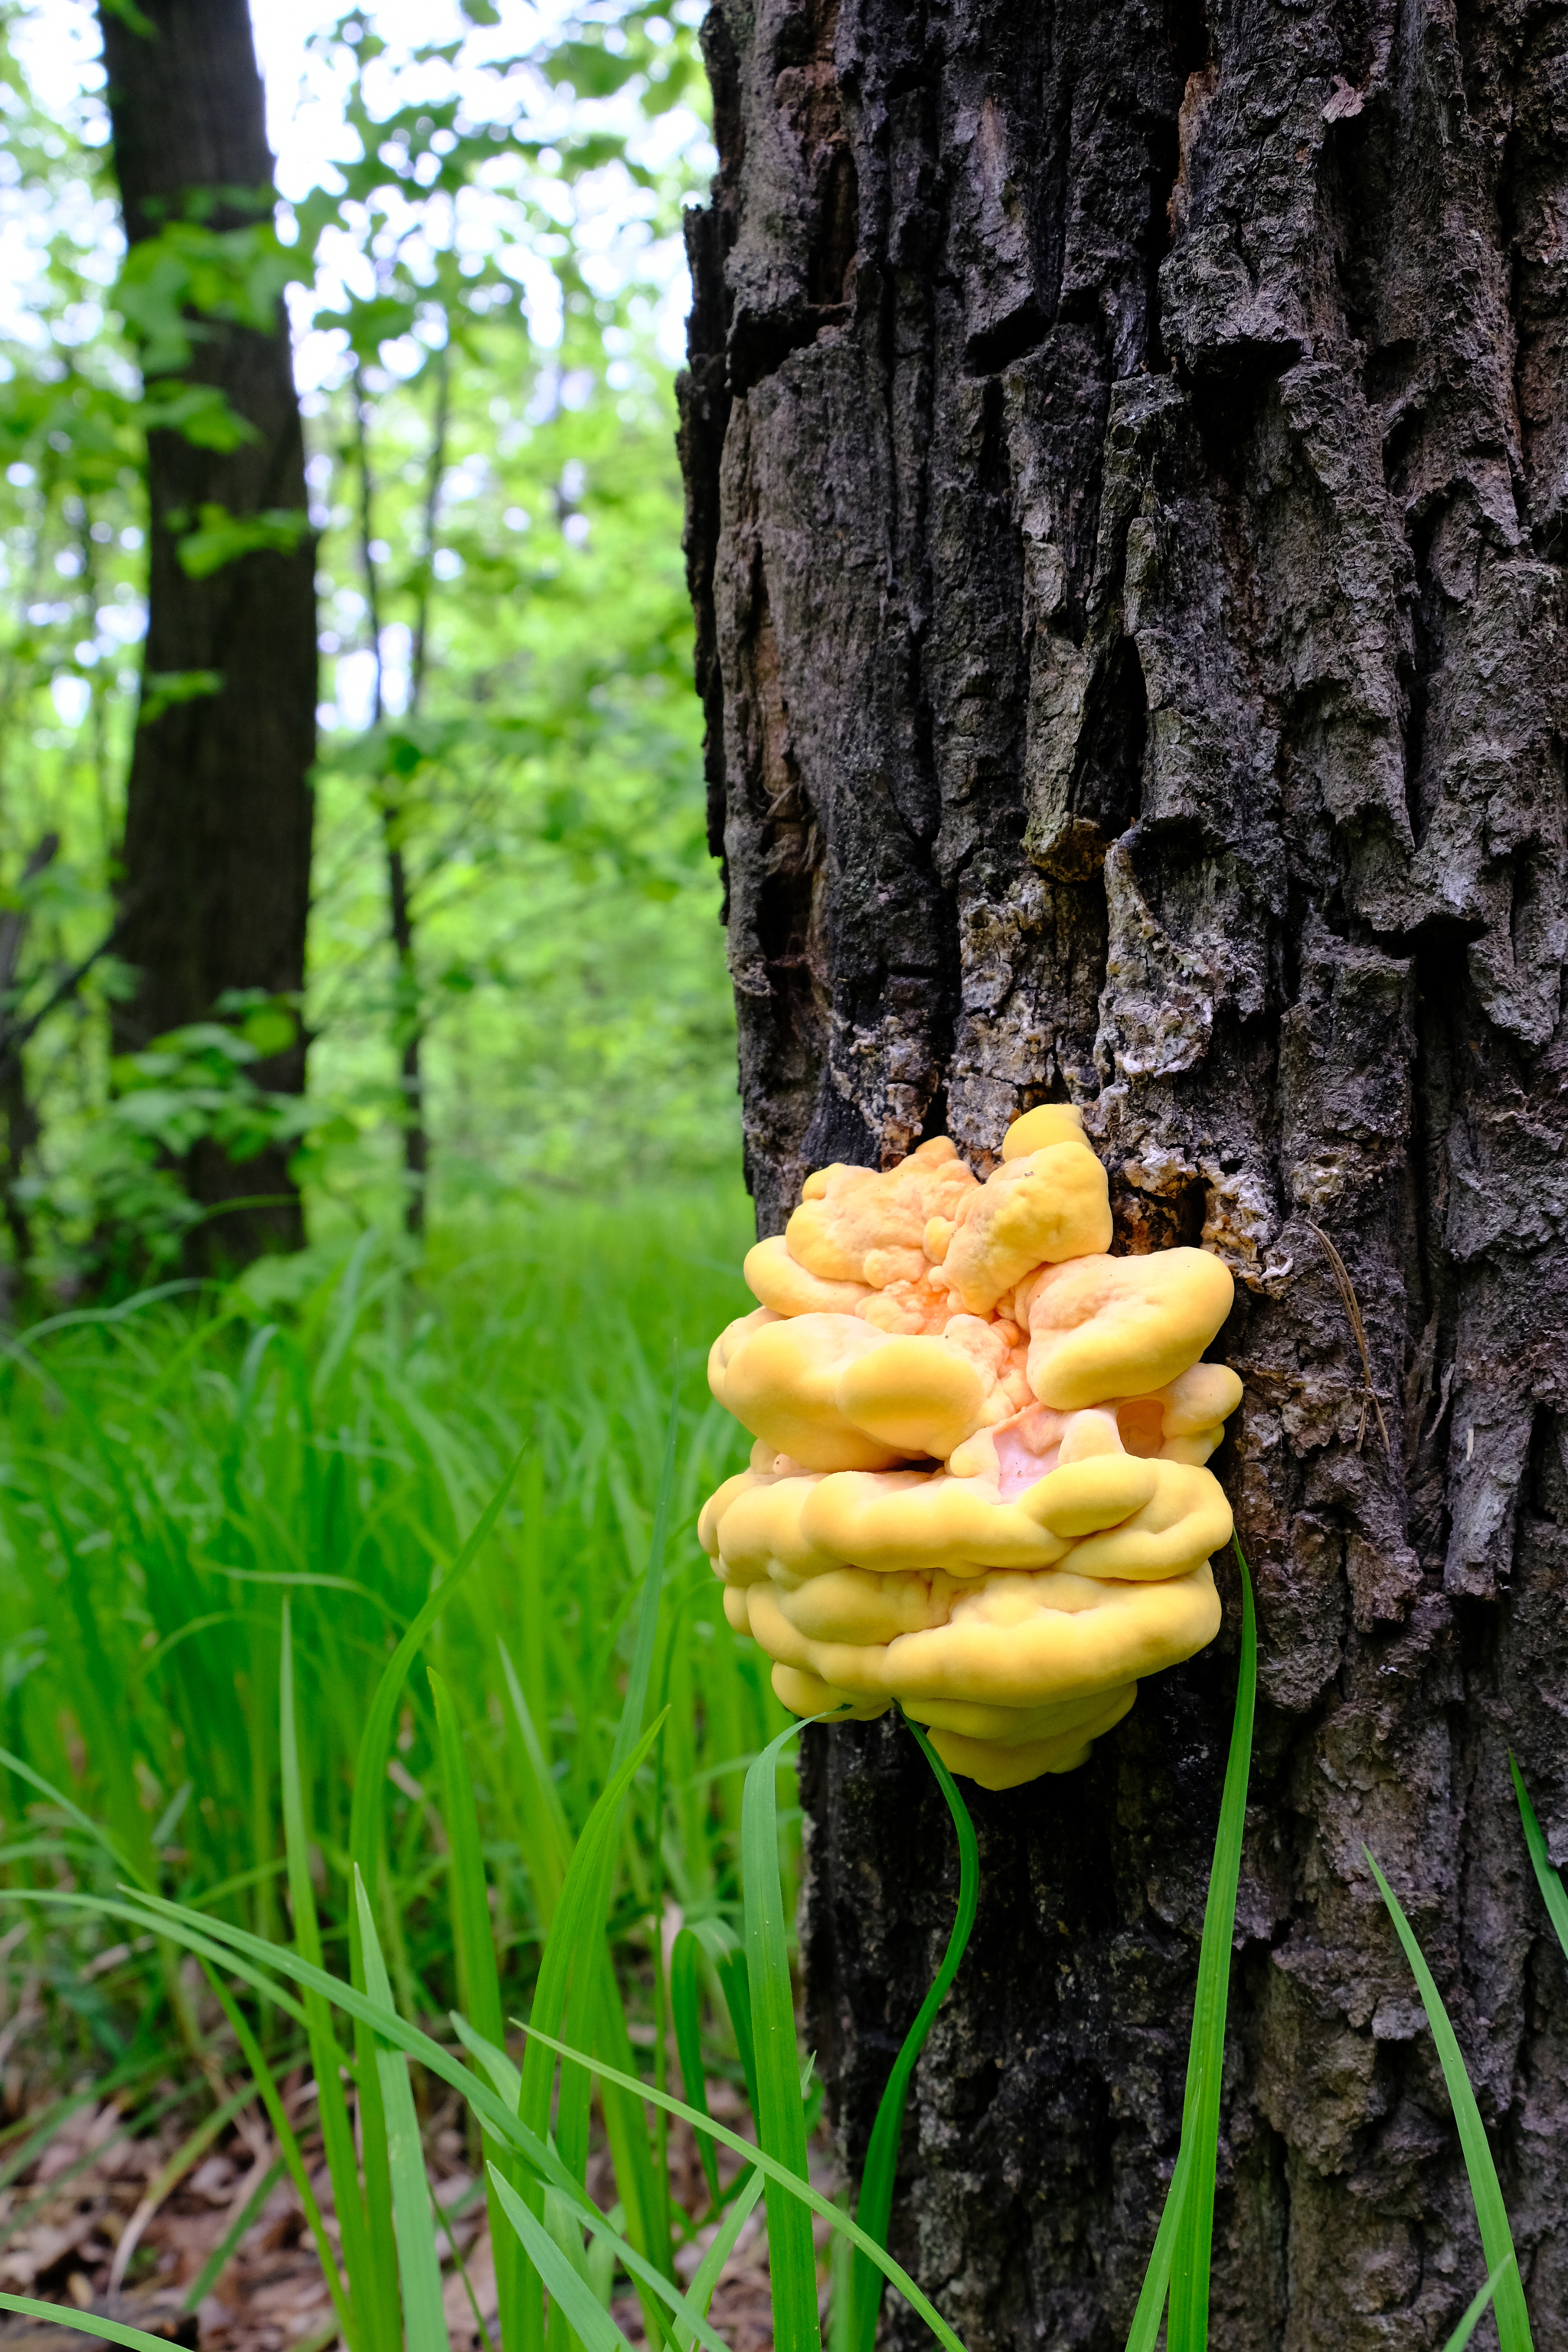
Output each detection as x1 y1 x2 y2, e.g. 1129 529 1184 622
1307 1220 1392 1458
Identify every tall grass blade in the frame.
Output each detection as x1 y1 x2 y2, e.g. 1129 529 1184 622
498 1636 573 1922
668 1927 718 2202
489 2167 724 2352
348 1445 525 1906
1127 1538 1256 2352
1364 1847 1533 2351
606 1380 679 1782
431 1665 520 2344
848 1717 978 2352
740 1717 821 2352
199 1971 356 2350
345 1446 523 2352
674 2165 766 2352
514 1713 670 2352
451 2011 522 2105
534 1396 681 2352
354 1867 449 2352
1444 2257 1517 2352
1508 1756 1568 1961
279 1601 374 2352
670 1917 757 2206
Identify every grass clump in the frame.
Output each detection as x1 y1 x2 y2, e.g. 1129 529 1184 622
0 1181 775 2086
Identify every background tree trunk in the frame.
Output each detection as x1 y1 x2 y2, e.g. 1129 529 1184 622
679 1 1568 2344
99 0 315 1269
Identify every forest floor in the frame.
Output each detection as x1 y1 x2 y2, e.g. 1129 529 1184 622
0 2068 799 2352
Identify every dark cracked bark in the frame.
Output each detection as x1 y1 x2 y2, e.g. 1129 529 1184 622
678 0 1568 2344
99 0 316 1270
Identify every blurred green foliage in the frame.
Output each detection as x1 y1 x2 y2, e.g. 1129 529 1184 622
0 0 736 1291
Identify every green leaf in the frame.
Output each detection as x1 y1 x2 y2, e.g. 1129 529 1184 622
139 381 260 450
138 670 223 727
1364 1848 1534 2351
175 503 312 579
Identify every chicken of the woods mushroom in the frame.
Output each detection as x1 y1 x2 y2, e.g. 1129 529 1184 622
701 1106 1241 1789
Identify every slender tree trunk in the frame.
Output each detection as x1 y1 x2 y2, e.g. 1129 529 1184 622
98 0 315 1270
0 834 59 1281
679 2 1568 2344
351 358 439 1239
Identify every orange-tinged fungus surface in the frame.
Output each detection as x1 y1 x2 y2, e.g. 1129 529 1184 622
702 1109 1241 1788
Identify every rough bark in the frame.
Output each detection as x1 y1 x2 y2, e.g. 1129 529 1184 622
678 0 1568 2344
99 0 315 1268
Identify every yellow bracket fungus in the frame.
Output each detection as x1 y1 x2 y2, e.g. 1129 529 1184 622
701 1105 1242 1789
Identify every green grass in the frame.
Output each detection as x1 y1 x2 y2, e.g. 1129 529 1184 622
0 1183 778 2086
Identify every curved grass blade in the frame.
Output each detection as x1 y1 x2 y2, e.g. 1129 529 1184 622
0 1743 143 1889
671 1918 756 2206
344 1445 524 2352
742 1716 821 2352
673 2167 766 2352
430 1666 519 2345
669 1928 718 2203
1508 1756 1568 1960
353 1869 448 2352
348 1445 525 1904
1445 2257 1517 2352
452 2011 521 2106
488 2167 644 2352
848 1717 978 2352
1128 1537 1256 2352
0 2297 208 2352
1364 1848 1533 2352
280 1600 374 2350
508 1710 670 2352
606 1379 679 1782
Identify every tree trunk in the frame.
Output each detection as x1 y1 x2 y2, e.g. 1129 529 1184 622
99 0 315 1269
678 2 1568 2344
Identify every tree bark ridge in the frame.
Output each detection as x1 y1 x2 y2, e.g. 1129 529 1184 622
680 0 1568 2342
